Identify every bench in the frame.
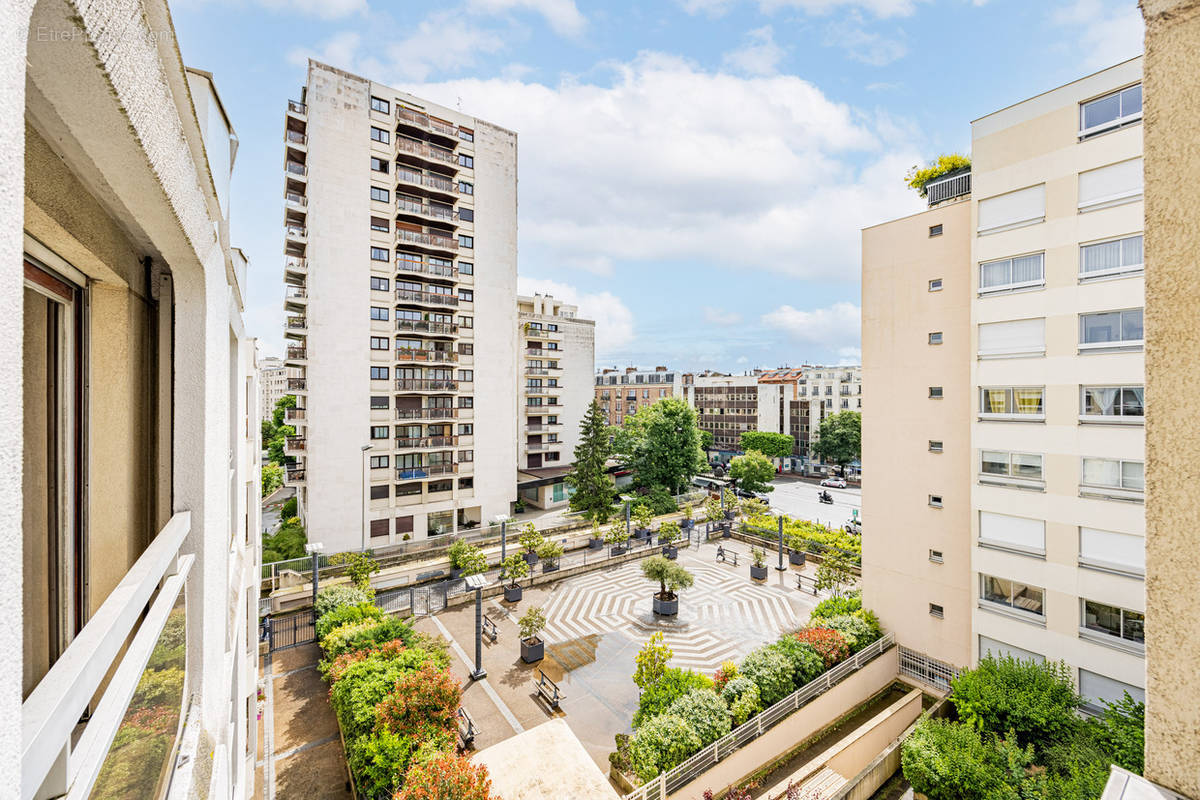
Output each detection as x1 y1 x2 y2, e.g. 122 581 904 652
457 707 480 747
534 669 564 710
481 616 498 643
797 574 819 595
715 548 739 567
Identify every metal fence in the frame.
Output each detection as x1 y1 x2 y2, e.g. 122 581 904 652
265 609 316 652
623 633 896 800
898 645 959 692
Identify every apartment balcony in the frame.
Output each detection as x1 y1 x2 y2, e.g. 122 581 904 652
395 435 459 450
286 467 306 484
287 377 307 393
525 442 561 453
284 160 307 182
22 513 194 800
524 422 562 432
526 386 562 396
525 348 548 357
397 462 458 480
395 167 458 200
285 191 307 212
284 317 307 341
395 347 457 364
396 228 458 254
926 168 971 207
284 128 308 152
286 407 307 422
395 136 458 170
395 318 457 338
284 286 307 312
284 223 308 244
396 105 459 140
396 287 459 308
285 346 308 366
287 98 307 120
285 435 306 452
395 378 459 392
396 196 458 227
284 256 307 283
524 327 563 342
396 256 457 280
525 367 550 375
396 407 457 421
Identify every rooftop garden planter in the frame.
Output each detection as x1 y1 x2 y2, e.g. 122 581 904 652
750 547 768 581
632 504 655 540
501 553 528 603
505 584 524 602
519 607 547 663
659 521 681 560
521 637 544 663
604 522 630 558
790 549 806 566
652 595 678 615
610 545 628 557
524 550 539 565
588 521 604 550
537 540 564 573
643 556 694 618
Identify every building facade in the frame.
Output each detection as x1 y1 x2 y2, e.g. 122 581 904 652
7 3 261 795
283 61 519 551
259 355 287 423
594 365 682 425
517 293 595 509
788 365 863 463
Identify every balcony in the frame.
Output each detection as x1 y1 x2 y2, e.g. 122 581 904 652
396 196 457 226
396 106 458 138
397 462 458 480
286 407 307 421
287 377 307 391
285 129 307 148
285 223 308 243
286 468 306 483
284 286 307 312
284 256 307 280
926 169 971 207
285 346 307 363
396 256 457 279
524 327 563 341
395 136 457 168
396 407 457 421
396 167 458 198
396 318 457 337
395 435 459 450
285 191 307 211
285 316 307 333
395 347 457 363
287 99 307 116
396 288 459 307
524 422 561 432
526 441 560 453
396 378 459 392
285 160 307 180
285 435 306 451
526 367 550 375
396 228 458 253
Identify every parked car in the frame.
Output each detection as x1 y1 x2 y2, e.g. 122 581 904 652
734 487 769 501
821 477 847 489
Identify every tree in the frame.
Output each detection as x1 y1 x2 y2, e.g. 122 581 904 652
699 430 714 451
950 656 1082 754
567 400 618 523
728 450 776 494
397 752 495 800
500 554 528 588
633 632 673 690
739 431 793 460
518 607 547 642
328 551 380 594
811 411 861 471
261 463 283 497
611 397 707 494
641 556 694 600
447 540 487 576
814 550 856 597
517 522 544 555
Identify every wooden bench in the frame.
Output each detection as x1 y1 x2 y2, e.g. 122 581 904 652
797 574 819 595
481 615 498 643
715 547 739 567
457 706 480 747
534 669 564 710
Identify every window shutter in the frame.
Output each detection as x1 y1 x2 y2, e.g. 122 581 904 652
978 318 1046 357
1078 158 1143 211
1080 527 1144 573
978 185 1045 234
979 511 1045 552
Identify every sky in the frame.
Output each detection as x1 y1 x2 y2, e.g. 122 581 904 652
171 0 1142 372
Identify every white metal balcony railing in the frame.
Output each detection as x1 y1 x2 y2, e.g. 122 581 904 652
22 512 194 800
926 170 971 206
396 106 457 137
284 257 307 272
286 287 307 301
396 407 456 420
396 436 459 450
395 378 459 391
395 347 457 363
396 196 456 223
395 137 456 166
395 258 457 279
396 168 457 195
285 130 307 146
285 224 307 239
285 191 307 207
396 288 459 307
396 462 458 480
395 319 457 336
285 161 307 177
396 229 458 251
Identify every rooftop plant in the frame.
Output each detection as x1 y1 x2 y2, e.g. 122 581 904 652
905 153 971 197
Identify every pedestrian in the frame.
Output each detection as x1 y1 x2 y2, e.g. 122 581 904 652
716 545 725 562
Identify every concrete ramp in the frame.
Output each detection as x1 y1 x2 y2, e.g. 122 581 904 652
475 719 620 800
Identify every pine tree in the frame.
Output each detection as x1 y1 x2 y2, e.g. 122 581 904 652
566 399 617 523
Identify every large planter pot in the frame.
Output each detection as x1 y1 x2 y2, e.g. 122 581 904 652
521 637 544 663
542 561 559 574
725 510 736 520
789 550 806 566
609 545 627 557
449 567 463 579
682 519 695 531
524 551 538 565
652 594 678 616
588 538 603 550
634 528 650 540
662 545 678 560
749 564 768 581
722 524 732 539
504 584 523 602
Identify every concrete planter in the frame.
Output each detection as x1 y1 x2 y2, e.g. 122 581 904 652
725 510 736 521
634 528 650 540
750 565 768 581
790 550 806 566
682 519 695 531
588 538 603 550
521 637 544 663
542 561 559 574
610 545 627 557
449 567 463 579
504 584 523 602
652 594 679 616
722 525 732 539
662 545 678 560
524 550 538 566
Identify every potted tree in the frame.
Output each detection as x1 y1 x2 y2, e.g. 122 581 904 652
587 519 604 550
447 539 487 579
519 523 544 566
681 505 695 532
749 547 768 581
501 553 528 602
787 531 806 566
658 520 681 560
723 489 738 521
519 606 547 663
642 556 694 616
632 504 654 540
604 523 630 556
538 540 564 573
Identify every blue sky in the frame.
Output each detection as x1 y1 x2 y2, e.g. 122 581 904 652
172 0 1141 371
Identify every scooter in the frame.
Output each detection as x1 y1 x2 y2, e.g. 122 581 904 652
817 491 834 505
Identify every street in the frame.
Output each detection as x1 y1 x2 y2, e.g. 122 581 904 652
765 477 861 531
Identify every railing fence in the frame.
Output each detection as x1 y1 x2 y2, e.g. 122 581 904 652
898 645 959 692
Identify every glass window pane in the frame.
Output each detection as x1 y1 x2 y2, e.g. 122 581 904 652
1121 309 1144 341
1122 235 1144 267
982 576 1012 606
1120 387 1144 417
1011 254 1044 284
1082 312 1121 344
1121 461 1145 491
1013 388 1043 415
1122 609 1145 643
1081 240 1122 273
982 389 1006 414
1012 453 1043 479
980 260 1010 289
981 451 1009 475
1084 93 1121 129
1013 584 1043 615
1085 600 1122 637
1083 458 1120 487
1121 84 1142 116
1084 387 1119 416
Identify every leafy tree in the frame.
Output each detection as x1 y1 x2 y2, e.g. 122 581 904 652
566 400 617 523
262 516 307 563
376 663 462 741
699 430 714 451
633 632 672 691
328 551 381 595
905 153 972 197
658 520 681 545
667 689 730 746
535 539 564 566
950 656 1082 754
397 752 495 800
282 496 298 518
740 645 794 706
811 411 861 471
447 540 487 576
641 556 694 600
517 522 544 555
632 503 654 532
261 463 283 497
728 450 776 494
739 431 794 460
1087 693 1145 774
518 607 547 642
261 395 298 467
814 550 856 597
612 397 707 494
603 522 630 547
499 553 528 587
770 637 824 688
901 717 1024 800
627 713 702 783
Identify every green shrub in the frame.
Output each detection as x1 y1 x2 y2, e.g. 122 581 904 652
447 540 488 575
346 731 416 799
1045 758 1111 799
321 616 415 663
901 717 1021 800
633 668 712 728
315 585 371 617
720 676 762 725
316 602 382 641
282 496 298 518
627 713 702 783
951 656 1081 753
810 591 861 621
740 645 794 707
329 657 412 740
666 689 730 746
821 614 877 653
1088 692 1145 774
645 485 678 515
770 637 824 689
852 607 883 640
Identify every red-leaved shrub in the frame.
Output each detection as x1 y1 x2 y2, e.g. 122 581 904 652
394 752 493 800
375 663 461 740
793 627 849 668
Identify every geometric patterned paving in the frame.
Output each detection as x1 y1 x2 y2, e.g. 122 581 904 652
541 557 811 674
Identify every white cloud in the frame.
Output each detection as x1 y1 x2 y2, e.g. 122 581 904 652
259 0 367 18
722 26 786 76
824 14 908 65
1050 0 1142 69
405 53 924 282
703 307 744 326
761 302 862 352
516 277 635 353
468 0 587 36
679 0 922 18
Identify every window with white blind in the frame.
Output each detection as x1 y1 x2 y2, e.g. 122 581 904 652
1078 158 1143 212
979 635 1044 664
1079 309 1143 351
978 318 1045 358
1080 234 1143 280
979 253 1044 294
1079 669 1144 715
979 511 1046 555
979 451 1044 489
1079 527 1145 576
1079 84 1142 139
1080 457 1145 500
978 185 1045 235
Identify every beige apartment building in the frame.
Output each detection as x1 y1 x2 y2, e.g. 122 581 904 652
259 355 288 423
517 293 595 509
595 365 682 425
283 61 518 551
862 188 973 671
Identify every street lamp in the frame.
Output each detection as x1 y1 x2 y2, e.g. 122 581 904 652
360 443 373 550
465 573 490 680
305 541 324 611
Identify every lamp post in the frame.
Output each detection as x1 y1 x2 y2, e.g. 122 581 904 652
360 444 372 550
306 542 324 612
776 514 786 571
465 573 489 680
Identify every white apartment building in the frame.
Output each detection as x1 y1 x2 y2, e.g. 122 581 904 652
517 294 595 509
8 3 260 795
797 365 863 468
969 59 1145 709
594 366 683 426
683 372 803 458
259 355 288 423
283 61 518 551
